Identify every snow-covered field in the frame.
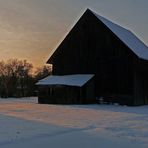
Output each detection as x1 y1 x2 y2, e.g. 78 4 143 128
0 97 148 148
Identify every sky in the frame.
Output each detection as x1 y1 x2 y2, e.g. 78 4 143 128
0 0 148 68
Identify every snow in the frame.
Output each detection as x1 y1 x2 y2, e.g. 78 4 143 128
0 97 148 148
36 74 94 87
91 9 148 60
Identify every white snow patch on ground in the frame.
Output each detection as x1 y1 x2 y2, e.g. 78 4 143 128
0 97 148 148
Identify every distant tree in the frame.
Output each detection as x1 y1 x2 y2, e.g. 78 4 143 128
0 59 33 97
0 59 52 98
0 61 10 97
34 65 52 81
14 59 33 97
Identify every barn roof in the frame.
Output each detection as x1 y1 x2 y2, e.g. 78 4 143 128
36 74 94 87
91 9 148 60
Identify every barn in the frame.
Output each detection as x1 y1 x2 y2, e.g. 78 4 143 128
40 8 148 105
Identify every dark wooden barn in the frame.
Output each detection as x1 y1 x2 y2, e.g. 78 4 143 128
45 8 148 106
36 74 95 104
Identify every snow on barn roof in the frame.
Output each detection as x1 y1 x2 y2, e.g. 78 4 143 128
36 74 94 87
91 9 148 60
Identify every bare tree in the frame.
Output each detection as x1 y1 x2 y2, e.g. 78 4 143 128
0 61 10 97
0 59 33 97
34 65 52 81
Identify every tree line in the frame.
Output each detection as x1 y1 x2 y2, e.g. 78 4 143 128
0 59 52 98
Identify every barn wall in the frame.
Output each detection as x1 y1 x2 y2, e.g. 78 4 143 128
134 59 148 105
81 78 96 103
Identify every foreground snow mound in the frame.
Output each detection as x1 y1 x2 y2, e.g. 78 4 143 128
0 97 148 148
